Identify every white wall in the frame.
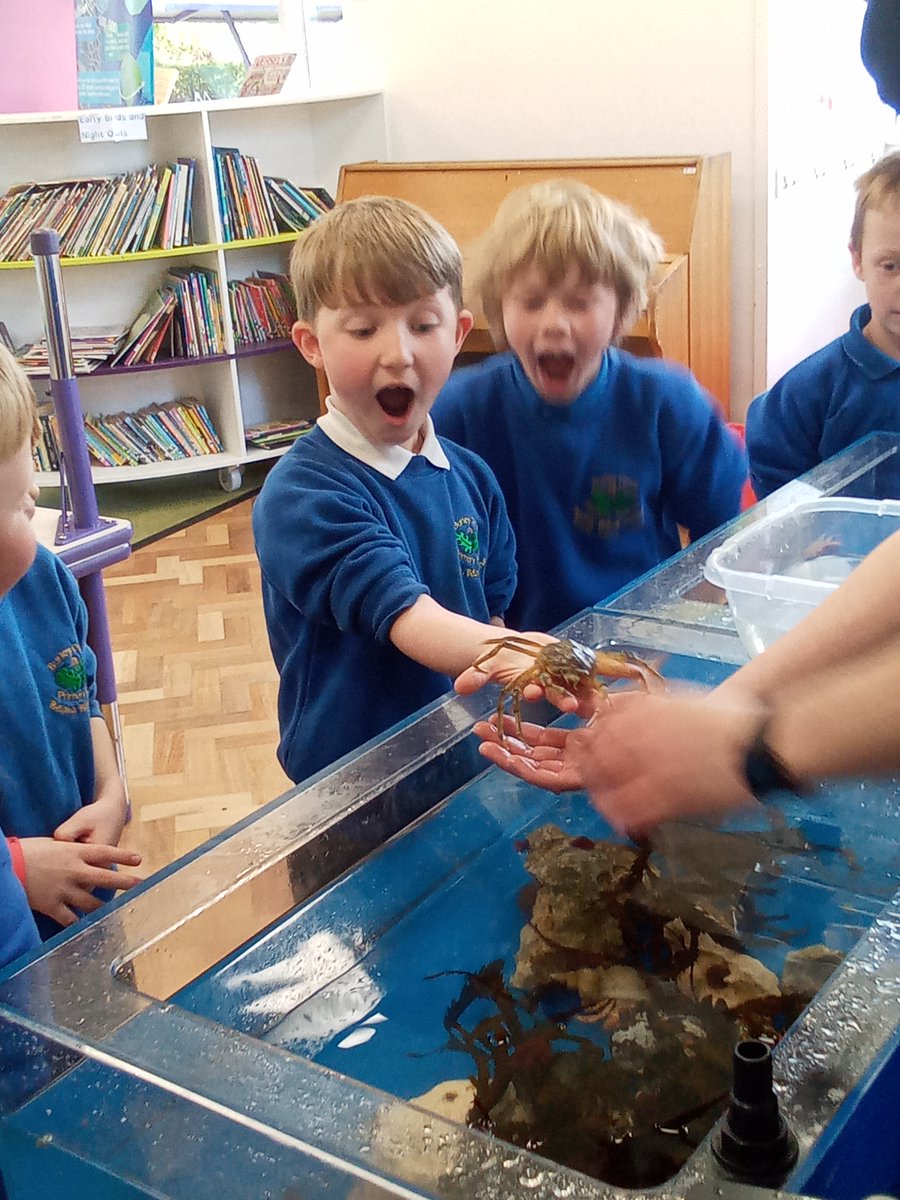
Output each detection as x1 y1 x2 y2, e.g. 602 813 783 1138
356 0 761 414
766 0 897 389
351 0 899 418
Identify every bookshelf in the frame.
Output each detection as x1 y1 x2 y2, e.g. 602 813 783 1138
0 90 387 490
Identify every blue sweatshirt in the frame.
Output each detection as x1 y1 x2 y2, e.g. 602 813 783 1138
746 305 900 499
253 422 516 783
0 827 41 1200
433 350 747 630
0 546 102 940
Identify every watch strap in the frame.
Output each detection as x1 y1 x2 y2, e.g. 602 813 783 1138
743 716 804 799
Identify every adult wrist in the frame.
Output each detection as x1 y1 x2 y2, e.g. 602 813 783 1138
742 711 806 800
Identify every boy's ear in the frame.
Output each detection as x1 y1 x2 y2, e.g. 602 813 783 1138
292 321 324 369
850 241 864 280
454 308 475 353
611 301 637 345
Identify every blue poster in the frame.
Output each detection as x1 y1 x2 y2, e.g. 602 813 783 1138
75 0 155 108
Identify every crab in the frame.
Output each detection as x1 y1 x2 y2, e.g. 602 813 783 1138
472 636 664 740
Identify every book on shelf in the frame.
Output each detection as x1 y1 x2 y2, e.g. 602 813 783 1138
178 158 196 248
15 264 230 378
264 177 335 233
145 411 186 459
32 393 225 468
105 167 148 255
150 313 177 362
60 179 110 258
164 265 225 358
211 147 334 242
182 401 222 453
229 271 296 345
75 0 153 109
81 399 224 468
33 403 61 472
110 290 178 367
140 166 173 252
158 158 196 250
238 53 297 99
245 419 313 450
195 264 225 352
108 265 223 363
212 147 279 241
17 325 128 376
302 186 336 211
0 163 195 262
266 182 312 232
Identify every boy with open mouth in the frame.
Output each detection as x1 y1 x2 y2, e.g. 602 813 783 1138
433 179 748 633
254 195 563 785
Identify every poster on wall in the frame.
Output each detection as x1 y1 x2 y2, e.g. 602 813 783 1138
75 0 155 109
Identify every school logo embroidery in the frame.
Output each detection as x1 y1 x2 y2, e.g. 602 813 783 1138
455 516 487 580
573 475 643 537
47 643 90 715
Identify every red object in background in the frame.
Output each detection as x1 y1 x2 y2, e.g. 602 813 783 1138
727 422 757 510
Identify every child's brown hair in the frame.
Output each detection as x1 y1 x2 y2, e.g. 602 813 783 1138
851 151 900 252
469 179 663 349
0 345 38 461
289 195 465 322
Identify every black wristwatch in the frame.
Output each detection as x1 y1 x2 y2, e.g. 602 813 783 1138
743 717 805 800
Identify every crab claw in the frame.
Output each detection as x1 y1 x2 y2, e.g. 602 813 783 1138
593 650 666 692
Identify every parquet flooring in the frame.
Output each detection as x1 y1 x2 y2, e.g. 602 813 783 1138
103 497 292 880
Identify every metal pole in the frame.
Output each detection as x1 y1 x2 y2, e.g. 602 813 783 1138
29 227 131 810
30 227 101 535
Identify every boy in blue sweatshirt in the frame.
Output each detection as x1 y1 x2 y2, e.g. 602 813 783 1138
254 196 558 784
0 353 41 975
0 352 56 1200
432 179 747 633
0 347 141 944
747 151 900 499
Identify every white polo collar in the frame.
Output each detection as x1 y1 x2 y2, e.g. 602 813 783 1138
316 396 450 479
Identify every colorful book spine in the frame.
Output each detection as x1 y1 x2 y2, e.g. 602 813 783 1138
141 166 174 252
177 157 196 246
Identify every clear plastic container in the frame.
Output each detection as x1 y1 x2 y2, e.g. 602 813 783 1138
703 497 900 655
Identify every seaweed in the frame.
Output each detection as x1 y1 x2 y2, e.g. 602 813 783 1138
425 823 846 1189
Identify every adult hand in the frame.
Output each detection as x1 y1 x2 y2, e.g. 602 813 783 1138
19 837 143 928
473 716 584 793
566 691 764 835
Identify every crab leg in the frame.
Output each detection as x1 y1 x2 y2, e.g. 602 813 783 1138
472 635 548 672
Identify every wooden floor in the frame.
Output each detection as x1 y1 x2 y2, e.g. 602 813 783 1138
104 497 292 880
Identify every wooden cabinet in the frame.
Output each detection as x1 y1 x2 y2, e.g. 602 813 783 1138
0 90 387 489
336 155 731 413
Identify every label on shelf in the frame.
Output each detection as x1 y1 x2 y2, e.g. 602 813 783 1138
78 111 148 144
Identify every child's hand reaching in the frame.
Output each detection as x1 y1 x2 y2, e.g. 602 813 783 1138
19 837 142 928
54 789 128 848
453 632 583 715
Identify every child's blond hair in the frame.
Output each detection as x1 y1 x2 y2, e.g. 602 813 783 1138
851 151 900 251
470 179 663 349
289 195 465 322
0 345 38 462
